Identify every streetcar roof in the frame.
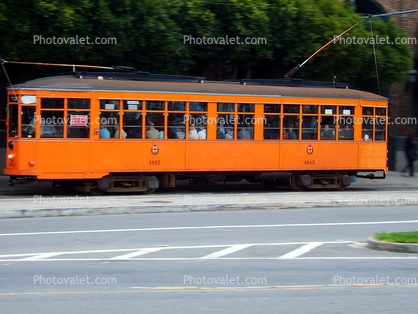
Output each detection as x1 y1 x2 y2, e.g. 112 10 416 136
8 74 388 102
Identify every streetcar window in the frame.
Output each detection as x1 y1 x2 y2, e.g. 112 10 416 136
124 112 143 139
168 101 186 111
168 112 186 139
237 114 254 140
320 116 336 140
145 112 164 139
362 116 373 141
362 107 374 116
339 106 354 115
146 101 164 111
100 112 119 139
41 98 64 109
217 114 234 139
67 112 90 138
100 100 120 110
302 105 318 114
188 113 207 139
375 108 386 116
283 116 299 140
21 106 36 138
189 102 207 112
338 116 354 140
264 115 281 140
123 100 143 111
68 99 90 109
237 103 255 113
321 106 336 115
218 103 235 112
40 111 64 138
301 116 318 140
375 118 386 141
8 104 18 137
264 104 281 113
283 105 300 113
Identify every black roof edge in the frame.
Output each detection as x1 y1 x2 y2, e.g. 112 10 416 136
71 71 206 82
229 79 349 89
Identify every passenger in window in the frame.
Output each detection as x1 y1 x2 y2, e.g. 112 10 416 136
238 126 251 139
285 124 297 140
175 127 185 139
339 125 353 140
217 129 225 139
128 127 142 139
189 123 198 139
100 126 111 139
145 121 159 139
114 124 127 139
321 124 334 140
224 125 234 139
198 125 207 139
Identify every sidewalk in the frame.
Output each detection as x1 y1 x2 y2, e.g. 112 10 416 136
0 171 416 219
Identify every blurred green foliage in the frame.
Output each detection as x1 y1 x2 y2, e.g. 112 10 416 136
0 0 412 91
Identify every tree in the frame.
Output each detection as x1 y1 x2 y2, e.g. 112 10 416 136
0 0 412 90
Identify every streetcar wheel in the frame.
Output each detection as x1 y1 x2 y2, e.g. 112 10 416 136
143 188 157 194
90 188 105 196
290 173 307 192
336 186 347 191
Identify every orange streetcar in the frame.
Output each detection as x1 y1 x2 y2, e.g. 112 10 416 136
4 72 388 193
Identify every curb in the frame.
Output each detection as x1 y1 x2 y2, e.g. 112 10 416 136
367 237 418 254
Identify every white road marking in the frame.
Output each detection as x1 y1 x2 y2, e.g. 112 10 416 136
279 242 323 259
0 220 418 237
200 244 252 259
1 240 416 262
110 248 163 260
0 241 336 261
21 253 63 261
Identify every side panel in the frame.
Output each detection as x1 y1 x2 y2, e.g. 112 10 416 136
358 143 388 170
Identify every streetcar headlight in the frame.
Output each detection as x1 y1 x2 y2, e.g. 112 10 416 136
7 153 14 161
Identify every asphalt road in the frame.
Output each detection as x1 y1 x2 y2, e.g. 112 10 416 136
1 206 418 313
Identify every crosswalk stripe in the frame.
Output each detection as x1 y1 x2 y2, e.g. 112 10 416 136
110 248 163 260
200 245 252 259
